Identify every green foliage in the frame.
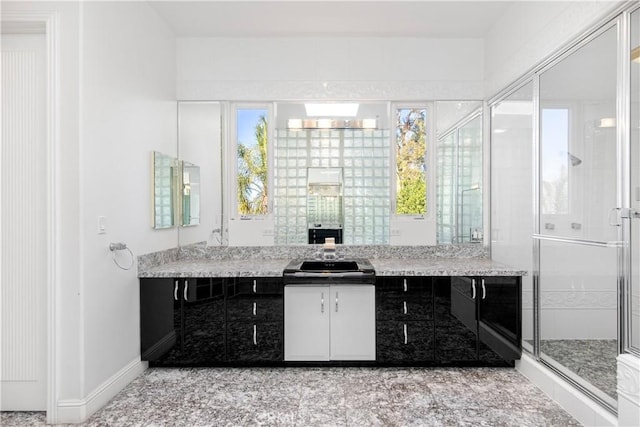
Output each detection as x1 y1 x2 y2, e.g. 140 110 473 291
396 109 426 214
397 176 426 214
237 115 268 215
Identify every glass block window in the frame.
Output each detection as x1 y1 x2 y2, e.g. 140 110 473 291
153 152 176 228
437 132 456 243
274 129 390 245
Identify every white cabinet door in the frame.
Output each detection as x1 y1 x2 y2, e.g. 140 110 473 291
330 285 376 360
284 286 330 361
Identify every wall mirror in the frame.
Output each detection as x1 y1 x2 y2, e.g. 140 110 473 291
175 100 484 245
152 151 179 229
181 161 201 226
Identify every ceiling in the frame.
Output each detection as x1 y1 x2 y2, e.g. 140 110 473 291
148 1 517 38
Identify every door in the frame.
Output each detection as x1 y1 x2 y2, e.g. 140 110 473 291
1 33 47 410
537 24 619 407
329 285 375 360
284 286 330 361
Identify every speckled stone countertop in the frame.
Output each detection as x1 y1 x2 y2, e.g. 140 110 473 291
138 258 292 278
138 244 526 278
370 257 526 277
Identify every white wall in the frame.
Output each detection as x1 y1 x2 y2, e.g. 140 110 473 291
80 0 177 405
177 36 485 101
483 1 622 98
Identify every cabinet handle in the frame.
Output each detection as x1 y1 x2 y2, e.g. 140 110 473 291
481 278 486 299
183 280 189 301
403 278 407 292
403 323 408 344
321 292 324 313
403 301 407 315
174 280 179 301
253 324 257 345
253 302 257 316
335 292 339 312
471 278 476 300
253 279 257 293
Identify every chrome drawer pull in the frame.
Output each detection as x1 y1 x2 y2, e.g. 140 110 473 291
471 279 476 300
253 324 257 345
184 280 189 301
321 292 324 313
403 278 407 292
403 301 407 315
335 292 339 312
174 280 179 301
253 279 257 293
253 302 257 316
481 279 486 299
403 323 408 345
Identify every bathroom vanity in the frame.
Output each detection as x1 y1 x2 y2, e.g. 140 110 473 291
139 247 524 368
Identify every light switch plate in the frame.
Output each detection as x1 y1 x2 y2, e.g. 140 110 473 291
98 216 107 234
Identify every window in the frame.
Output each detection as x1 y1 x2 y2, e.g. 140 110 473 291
540 108 569 215
236 107 269 215
395 107 427 215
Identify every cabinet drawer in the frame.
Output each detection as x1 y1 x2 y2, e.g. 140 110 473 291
376 320 434 362
228 277 284 298
226 297 283 323
376 277 433 321
226 322 283 362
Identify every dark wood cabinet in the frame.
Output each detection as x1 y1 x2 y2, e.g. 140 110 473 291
226 277 284 362
435 276 521 366
376 276 434 363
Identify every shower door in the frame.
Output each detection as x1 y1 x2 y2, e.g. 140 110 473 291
629 8 640 355
537 24 619 409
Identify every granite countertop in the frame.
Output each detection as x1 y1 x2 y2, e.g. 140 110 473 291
138 258 292 278
138 257 526 278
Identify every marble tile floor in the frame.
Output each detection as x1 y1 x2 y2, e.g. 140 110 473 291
2 367 581 427
540 339 618 401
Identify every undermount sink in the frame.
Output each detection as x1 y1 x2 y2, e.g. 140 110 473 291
299 260 359 271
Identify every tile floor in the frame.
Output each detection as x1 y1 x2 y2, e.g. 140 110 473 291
1 367 581 426
540 339 618 401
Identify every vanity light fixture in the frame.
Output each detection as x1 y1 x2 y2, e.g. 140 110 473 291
362 118 377 129
305 103 359 117
286 118 378 130
287 119 303 129
317 118 333 129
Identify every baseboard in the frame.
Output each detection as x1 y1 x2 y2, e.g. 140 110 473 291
55 358 147 424
516 353 617 426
